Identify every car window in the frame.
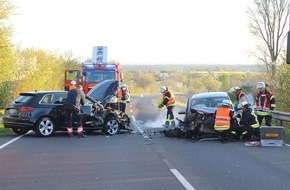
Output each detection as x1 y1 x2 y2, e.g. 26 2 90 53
52 93 67 104
191 96 232 109
40 94 52 104
14 95 34 103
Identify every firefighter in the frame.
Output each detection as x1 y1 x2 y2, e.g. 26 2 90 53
117 84 130 113
214 99 234 143
158 86 176 127
255 82 276 126
229 86 248 111
64 84 86 138
236 101 260 141
69 80 77 90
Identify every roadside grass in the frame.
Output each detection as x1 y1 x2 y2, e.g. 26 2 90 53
0 122 13 136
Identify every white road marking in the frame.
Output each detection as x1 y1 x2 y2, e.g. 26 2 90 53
163 159 196 190
170 169 196 190
0 131 31 150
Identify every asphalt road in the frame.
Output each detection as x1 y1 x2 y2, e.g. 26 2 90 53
0 95 290 190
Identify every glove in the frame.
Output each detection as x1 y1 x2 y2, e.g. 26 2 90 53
269 110 273 116
158 103 164 108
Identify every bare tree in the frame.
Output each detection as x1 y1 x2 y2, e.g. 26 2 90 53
247 0 290 77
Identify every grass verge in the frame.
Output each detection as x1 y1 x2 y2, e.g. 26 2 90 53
0 122 13 136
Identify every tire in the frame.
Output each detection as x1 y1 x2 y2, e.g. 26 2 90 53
35 117 56 137
185 129 194 139
164 128 182 137
103 116 120 135
12 128 29 135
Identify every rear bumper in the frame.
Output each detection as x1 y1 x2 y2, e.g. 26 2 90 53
3 117 34 130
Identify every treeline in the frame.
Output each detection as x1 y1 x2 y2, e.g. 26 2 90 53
1 0 290 114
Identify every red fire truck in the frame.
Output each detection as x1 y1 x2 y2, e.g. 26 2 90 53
64 62 123 94
64 46 123 94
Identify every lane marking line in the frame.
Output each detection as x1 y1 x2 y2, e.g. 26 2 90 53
170 169 196 190
163 159 196 190
0 131 31 150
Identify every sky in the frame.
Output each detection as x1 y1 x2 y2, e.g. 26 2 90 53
10 0 256 65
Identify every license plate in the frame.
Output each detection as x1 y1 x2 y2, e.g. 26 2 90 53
9 109 17 115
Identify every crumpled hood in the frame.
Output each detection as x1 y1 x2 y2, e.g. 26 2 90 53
86 79 119 106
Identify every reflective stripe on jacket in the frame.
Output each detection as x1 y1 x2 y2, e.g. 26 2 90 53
240 108 260 128
255 90 275 115
214 107 231 131
163 90 176 107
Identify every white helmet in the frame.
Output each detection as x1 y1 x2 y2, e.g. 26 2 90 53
121 84 127 90
70 80 76 85
241 101 250 107
257 82 266 89
221 99 232 107
160 86 167 93
229 86 241 93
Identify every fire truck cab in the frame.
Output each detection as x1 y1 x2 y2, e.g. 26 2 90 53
64 62 123 94
64 46 123 94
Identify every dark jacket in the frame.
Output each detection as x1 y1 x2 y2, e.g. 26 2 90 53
65 88 85 110
239 108 258 127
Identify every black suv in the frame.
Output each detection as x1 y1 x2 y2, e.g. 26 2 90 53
3 80 130 137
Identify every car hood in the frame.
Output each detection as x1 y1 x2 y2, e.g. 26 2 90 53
86 79 119 106
192 107 216 114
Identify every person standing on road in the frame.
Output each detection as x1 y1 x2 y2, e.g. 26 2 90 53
255 82 276 126
158 86 176 127
229 86 248 111
69 80 77 90
117 84 130 113
64 84 86 138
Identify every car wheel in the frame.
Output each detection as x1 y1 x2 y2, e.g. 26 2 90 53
103 116 120 135
185 129 194 139
35 117 55 137
12 128 29 135
164 128 182 137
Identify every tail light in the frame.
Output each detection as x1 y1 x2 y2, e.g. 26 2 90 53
17 106 34 112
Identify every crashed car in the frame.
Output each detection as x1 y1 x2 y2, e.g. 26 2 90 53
3 79 130 137
166 92 233 139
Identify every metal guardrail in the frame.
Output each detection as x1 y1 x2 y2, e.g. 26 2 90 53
273 111 290 125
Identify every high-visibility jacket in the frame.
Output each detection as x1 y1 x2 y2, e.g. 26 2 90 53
162 90 176 107
239 108 259 128
69 85 77 90
255 90 275 116
214 107 231 131
117 88 130 103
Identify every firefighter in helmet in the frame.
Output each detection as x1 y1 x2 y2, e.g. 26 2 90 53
236 101 260 141
255 82 275 126
117 84 130 113
69 80 77 90
229 86 248 111
214 99 234 143
158 86 176 127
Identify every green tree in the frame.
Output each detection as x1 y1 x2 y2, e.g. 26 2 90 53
0 0 14 108
247 0 290 77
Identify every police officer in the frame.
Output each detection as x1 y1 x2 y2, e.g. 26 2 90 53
64 84 86 138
